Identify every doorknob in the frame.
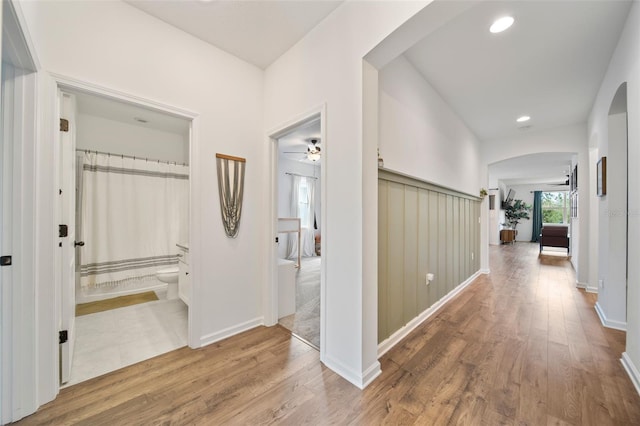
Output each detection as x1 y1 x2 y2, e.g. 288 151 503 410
74 241 85 247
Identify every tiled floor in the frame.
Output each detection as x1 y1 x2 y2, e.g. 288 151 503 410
65 297 188 387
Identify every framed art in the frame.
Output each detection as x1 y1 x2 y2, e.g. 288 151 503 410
597 157 607 197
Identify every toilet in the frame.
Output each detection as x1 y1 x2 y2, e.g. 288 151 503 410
156 266 179 299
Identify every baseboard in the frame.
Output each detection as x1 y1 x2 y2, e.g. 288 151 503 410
594 302 626 331
479 268 490 275
576 281 586 289
585 286 598 294
377 270 482 359
199 316 264 347
621 352 640 396
321 354 380 389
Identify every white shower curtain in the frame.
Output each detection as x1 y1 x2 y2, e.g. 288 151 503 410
287 175 316 259
79 152 189 289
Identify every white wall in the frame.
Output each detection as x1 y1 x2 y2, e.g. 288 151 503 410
588 0 640 389
378 55 481 195
264 0 433 388
596 112 628 329
501 185 535 242
277 157 320 259
20 0 264 408
76 114 188 164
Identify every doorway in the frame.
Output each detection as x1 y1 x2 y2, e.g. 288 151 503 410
55 85 193 386
269 111 325 351
596 82 628 330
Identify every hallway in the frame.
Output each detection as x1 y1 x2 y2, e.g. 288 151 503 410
16 243 640 424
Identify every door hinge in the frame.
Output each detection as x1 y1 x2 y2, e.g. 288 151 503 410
60 118 69 132
59 224 68 238
59 330 68 344
0 256 12 266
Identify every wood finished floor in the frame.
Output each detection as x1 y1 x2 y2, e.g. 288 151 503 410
15 243 640 425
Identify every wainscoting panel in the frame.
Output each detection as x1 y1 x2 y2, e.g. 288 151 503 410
378 169 481 343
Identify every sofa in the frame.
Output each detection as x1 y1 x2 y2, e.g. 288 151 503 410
539 226 569 253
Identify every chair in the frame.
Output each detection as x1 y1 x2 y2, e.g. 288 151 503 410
539 226 570 253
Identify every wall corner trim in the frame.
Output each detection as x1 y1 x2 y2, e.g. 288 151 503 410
321 354 380 390
594 302 627 331
199 317 263 347
377 270 483 359
621 352 640 397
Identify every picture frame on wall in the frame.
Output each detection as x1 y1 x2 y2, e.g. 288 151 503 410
597 157 607 197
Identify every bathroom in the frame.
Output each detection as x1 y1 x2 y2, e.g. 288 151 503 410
65 90 191 386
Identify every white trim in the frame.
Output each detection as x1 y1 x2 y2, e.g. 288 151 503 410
479 268 490 275
34 75 201 412
585 286 599 294
322 354 380 390
199 317 263 347
621 352 640 397
377 270 483 359
265 104 327 358
1 61 38 424
362 361 382 388
50 74 198 119
594 302 627 331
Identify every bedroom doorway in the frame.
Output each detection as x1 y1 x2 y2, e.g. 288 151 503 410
270 111 324 350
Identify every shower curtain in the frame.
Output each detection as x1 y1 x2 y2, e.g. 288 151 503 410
78 152 189 289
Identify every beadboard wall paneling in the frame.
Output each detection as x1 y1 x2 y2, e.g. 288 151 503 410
378 169 481 342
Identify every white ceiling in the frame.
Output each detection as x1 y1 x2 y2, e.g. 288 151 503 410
125 0 343 69
278 118 322 165
122 0 632 186
73 90 190 136
405 0 632 142
403 0 631 186
489 152 574 187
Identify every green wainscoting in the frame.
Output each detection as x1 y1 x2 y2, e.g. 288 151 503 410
378 169 481 343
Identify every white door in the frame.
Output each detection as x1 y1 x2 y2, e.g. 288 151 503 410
59 91 77 384
1 63 15 423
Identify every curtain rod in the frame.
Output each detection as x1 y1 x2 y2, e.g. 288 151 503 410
285 172 318 180
76 149 187 166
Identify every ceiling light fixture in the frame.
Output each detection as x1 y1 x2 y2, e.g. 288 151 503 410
490 16 514 34
516 115 530 123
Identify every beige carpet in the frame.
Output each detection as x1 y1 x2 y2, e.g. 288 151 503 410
278 256 320 349
75 291 159 316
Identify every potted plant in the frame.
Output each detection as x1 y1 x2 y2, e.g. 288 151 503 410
479 188 488 199
502 199 532 231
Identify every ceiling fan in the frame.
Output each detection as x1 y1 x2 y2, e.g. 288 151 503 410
283 138 322 162
549 175 570 186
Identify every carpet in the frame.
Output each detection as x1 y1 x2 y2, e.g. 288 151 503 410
278 256 320 349
75 291 159 316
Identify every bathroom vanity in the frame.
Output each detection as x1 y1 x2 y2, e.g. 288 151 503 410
177 243 190 306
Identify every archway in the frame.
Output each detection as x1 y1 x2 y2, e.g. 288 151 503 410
595 82 628 330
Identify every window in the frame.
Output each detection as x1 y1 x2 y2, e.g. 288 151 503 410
297 178 311 227
542 191 569 224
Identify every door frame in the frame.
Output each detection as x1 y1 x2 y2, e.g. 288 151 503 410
46 72 201 387
265 104 327 356
1 0 39 422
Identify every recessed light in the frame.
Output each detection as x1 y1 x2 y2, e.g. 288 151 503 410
490 16 514 34
516 115 530 123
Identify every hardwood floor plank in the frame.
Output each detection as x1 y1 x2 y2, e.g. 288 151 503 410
15 243 640 425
